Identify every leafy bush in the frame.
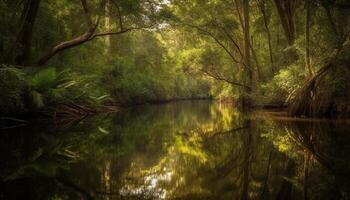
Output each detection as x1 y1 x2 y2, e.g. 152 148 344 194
104 60 170 104
0 65 109 114
261 65 305 105
0 65 28 114
103 58 212 105
28 67 67 108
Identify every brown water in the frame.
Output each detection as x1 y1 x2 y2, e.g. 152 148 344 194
1 100 350 200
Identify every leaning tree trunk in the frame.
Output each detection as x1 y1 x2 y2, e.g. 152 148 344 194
289 0 348 117
36 28 96 66
289 46 343 117
13 0 41 65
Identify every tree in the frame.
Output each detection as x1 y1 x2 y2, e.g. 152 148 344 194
169 0 253 91
36 0 160 66
274 0 297 46
242 0 253 109
12 0 41 65
305 0 313 76
257 0 275 74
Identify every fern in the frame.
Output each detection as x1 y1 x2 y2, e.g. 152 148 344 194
29 68 78 108
31 67 58 92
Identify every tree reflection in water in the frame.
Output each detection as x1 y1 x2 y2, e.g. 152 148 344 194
0 100 350 200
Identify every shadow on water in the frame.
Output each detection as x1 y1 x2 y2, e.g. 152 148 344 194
0 100 350 200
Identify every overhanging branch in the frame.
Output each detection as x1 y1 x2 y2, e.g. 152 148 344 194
181 23 252 72
35 0 155 66
182 23 241 64
199 68 250 89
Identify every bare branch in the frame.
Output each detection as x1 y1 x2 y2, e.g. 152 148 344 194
182 23 241 64
89 25 151 40
199 68 250 89
212 21 244 58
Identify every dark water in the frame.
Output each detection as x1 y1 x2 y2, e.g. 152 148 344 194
1 100 350 200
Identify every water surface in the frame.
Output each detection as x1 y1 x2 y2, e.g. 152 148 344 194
1 100 350 200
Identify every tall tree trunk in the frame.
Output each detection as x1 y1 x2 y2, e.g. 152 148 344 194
242 0 253 109
104 0 111 54
250 37 262 81
274 0 296 46
305 0 313 76
322 3 340 43
13 0 41 65
258 0 275 74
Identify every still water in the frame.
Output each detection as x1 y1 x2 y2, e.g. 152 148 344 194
1 100 350 200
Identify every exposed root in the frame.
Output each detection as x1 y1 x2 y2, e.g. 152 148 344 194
52 102 118 128
289 47 343 117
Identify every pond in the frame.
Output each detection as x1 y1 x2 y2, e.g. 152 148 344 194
1 100 350 200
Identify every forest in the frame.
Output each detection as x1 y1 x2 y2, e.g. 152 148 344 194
1 0 350 200
0 0 349 118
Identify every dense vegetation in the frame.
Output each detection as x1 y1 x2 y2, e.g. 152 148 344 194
1 1 350 199
0 0 350 118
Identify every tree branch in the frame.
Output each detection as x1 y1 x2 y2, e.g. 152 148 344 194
90 28 133 40
212 20 244 58
35 0 154 66
182 23 241 64
199 68 250 89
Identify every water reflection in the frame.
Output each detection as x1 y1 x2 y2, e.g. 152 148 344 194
0 100 350 200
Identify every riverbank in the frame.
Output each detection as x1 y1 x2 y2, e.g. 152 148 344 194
2 97 349 131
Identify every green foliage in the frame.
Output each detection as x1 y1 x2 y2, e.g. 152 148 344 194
103 56 211 105
28 67 77 108
261 65 305 105
1 0 350 115
0 65 105 113
0 65 27 113
31 67 59 92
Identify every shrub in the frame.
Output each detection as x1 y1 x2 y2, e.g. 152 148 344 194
261 65 305 105
0 65 28 114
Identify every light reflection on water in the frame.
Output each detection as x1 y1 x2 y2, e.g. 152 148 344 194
120 170 173 199
0 100 350 200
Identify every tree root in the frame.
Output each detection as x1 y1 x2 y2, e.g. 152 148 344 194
52 102 118 128
289 47 343 117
